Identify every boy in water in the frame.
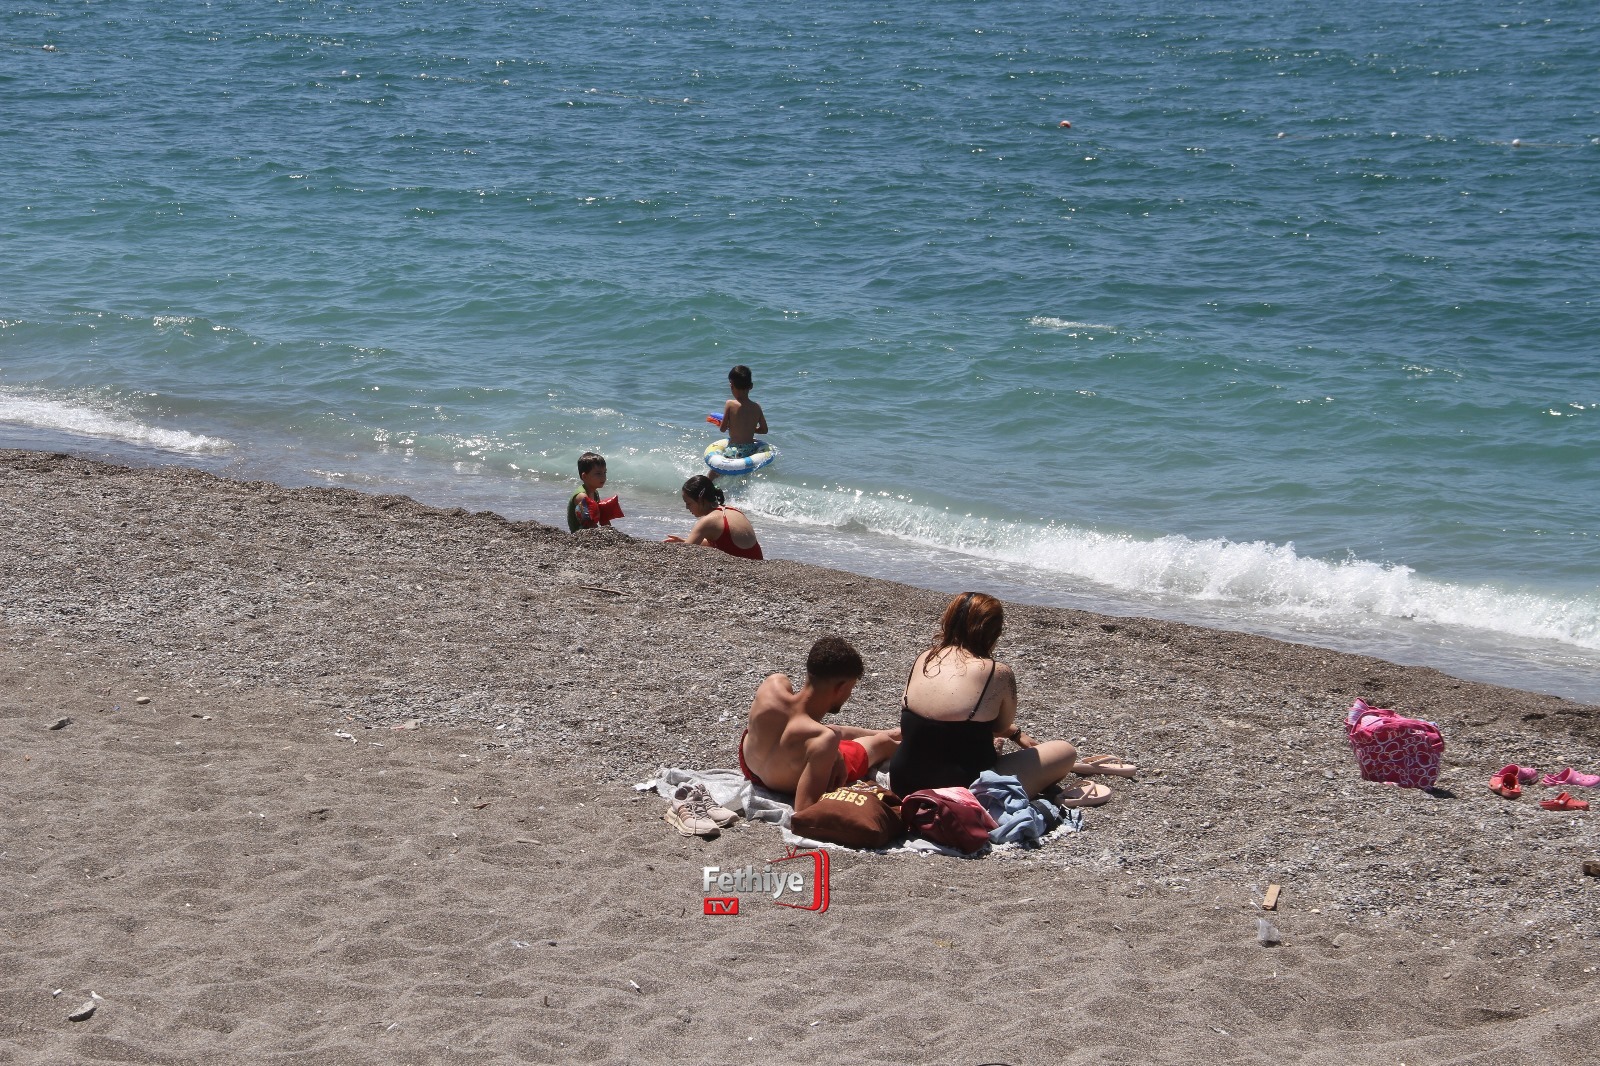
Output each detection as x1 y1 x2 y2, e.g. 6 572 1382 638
567 451 623 532
716 364 767 460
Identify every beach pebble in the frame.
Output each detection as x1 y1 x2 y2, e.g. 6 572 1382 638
68 1001 97 1021
135 696 151 705
48 717 72 730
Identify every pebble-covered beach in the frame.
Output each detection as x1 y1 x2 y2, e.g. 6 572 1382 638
4 449 1598 1064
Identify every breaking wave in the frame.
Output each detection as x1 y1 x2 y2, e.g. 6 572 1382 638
0 391 231 454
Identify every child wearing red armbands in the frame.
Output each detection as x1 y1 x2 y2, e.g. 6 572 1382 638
567 451 623 532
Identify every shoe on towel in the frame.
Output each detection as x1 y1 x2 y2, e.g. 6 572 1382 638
663 798 721 838
1540 767 1600 788
1539 792 1590 812
1488 765 1522 799
675 784 739 828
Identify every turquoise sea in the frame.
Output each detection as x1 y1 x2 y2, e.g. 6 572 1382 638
3 1 1597 699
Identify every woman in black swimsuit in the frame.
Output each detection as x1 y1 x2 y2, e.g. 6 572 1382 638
887 592 1132 804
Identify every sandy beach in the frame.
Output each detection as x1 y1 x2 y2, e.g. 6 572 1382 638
3 448 1598 1065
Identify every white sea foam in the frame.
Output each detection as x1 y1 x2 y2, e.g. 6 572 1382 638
738 481 1600 653
0 392 231 454
1027 316 1115 331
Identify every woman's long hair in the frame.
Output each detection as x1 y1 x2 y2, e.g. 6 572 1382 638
922 591 1004 673
681 474 725 509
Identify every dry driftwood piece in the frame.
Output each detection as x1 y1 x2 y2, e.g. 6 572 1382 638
1262 884 1282 911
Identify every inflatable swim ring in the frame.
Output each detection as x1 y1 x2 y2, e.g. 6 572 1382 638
703 438 776 476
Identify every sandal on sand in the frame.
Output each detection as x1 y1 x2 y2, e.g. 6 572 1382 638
1077 754 1138 778
1050 780 1113 808
1488 765 1522 800
1539 792 1589 812
1541 767 1600 789
1515 765 1542 784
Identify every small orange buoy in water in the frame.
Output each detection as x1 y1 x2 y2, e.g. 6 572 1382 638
1058 120 1072 128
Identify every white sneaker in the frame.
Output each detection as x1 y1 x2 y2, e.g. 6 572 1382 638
676 784 739 828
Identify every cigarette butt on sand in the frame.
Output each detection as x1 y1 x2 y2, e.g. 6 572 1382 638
1263 884 1282 911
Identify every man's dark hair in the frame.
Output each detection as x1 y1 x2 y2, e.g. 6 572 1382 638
728 365 753 390
805 636 864 683
577 451 606 475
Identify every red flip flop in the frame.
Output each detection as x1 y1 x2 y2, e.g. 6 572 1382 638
1489 765 1522 799
1539 792 1589 812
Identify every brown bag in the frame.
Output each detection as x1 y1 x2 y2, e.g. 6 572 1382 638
790 782 903 848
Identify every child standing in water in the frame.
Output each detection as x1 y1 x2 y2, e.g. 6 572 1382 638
716 364 767 460
567 451 623 532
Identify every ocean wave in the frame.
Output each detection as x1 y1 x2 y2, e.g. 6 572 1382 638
738 481 1600 653
1027 316 1116 331
0 392 232 454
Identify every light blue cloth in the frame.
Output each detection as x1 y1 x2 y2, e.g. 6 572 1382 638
971 770 1056 844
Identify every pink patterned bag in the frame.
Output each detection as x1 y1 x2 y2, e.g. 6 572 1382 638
1344 699 1445 789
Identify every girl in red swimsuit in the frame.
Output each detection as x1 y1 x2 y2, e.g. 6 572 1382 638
665 475 765 560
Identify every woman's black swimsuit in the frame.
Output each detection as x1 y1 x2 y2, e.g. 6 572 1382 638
887 658 998 797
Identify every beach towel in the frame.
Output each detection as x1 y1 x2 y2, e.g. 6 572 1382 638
635 767 1080 856
635 767 793 825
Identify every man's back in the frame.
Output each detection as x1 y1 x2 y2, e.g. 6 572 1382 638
741 674 825 791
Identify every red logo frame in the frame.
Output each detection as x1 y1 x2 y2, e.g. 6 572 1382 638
770 846 830 912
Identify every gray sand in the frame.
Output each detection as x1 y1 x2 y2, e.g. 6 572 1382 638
3 449 1598 1064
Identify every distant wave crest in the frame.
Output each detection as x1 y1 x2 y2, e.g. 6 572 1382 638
1028 316 1116 331
0 392 231 454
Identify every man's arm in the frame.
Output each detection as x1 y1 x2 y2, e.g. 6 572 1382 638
794 730 843 811
830 724 885 740
753 403 768 435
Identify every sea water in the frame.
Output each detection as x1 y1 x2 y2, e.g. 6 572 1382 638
2 1 1597 700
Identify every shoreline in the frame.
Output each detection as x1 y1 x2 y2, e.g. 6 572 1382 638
5 447 1600 1062
4 425 1596 706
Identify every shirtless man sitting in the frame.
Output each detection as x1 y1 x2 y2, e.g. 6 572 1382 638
738 636 900 811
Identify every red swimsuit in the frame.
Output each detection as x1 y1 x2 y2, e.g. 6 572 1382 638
710 507 764 560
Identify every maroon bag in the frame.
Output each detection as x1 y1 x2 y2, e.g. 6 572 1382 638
900 787 998 852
